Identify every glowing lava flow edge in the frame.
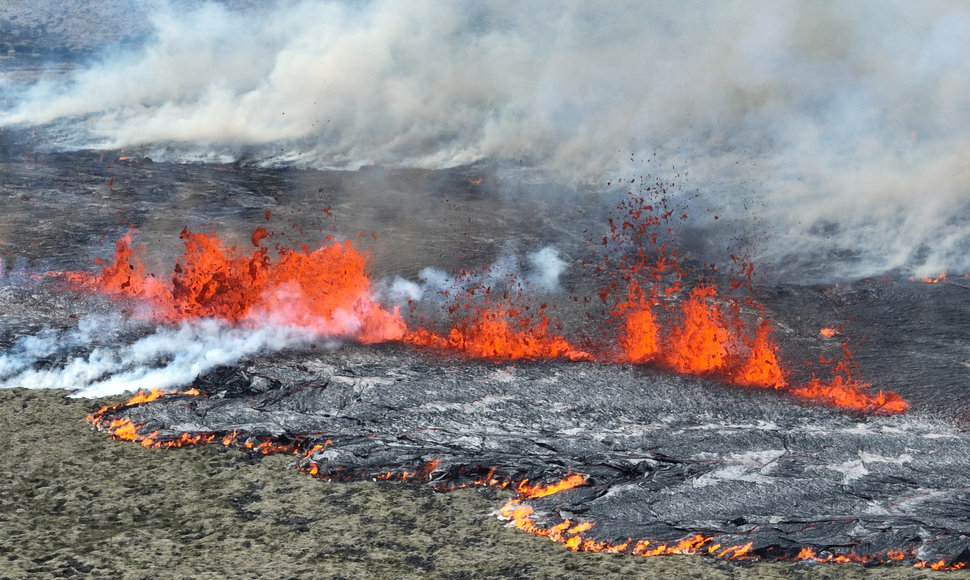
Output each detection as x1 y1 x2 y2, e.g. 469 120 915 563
88 389 956 570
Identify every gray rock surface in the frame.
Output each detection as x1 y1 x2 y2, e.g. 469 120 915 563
97 341 970 567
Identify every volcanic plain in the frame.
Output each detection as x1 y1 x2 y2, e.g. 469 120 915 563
1 387 961 580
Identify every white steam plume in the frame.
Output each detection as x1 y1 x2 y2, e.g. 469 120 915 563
0 314 130 380
0 315 331 398
3 1 970 279
377 245 567 309
526 247 567 293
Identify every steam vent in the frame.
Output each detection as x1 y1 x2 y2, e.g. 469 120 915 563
5 1 970 577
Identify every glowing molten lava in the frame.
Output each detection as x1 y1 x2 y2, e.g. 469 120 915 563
406 305 590 361
615 281 899 410
614 280 660 363
820 327 839 338
664 286 731 375
612 283 786 390
88 388 326 456
74 214 904 416
796 345 908 414
618 307 659 363
593 188 904 411
78 228 405 343
88 388 211 449
493 472 960 568
734 320 787 389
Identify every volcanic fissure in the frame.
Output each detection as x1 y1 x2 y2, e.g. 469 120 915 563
74 190 963 570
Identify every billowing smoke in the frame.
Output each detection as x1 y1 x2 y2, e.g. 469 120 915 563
0 314 328 398
3 0 970 279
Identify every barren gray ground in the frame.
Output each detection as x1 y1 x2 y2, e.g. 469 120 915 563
0 388 963 580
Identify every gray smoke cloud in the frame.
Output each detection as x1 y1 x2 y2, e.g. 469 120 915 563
3 0 970 279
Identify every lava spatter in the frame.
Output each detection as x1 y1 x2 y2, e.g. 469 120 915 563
594 188 897 412
796 344 908 414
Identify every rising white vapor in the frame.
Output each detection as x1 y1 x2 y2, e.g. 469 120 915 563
377 245 568 310
0 314 129 380
0 315 329 398
3 0 970 279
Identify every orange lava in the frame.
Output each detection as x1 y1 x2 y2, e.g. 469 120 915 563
734 320 787 389
795 345 908 414
124 386 169 405
88 388 207 448
798 374 908 414
88 389 319 454
597 190 791 391
619 307 659 363
493 472 959 568
73 197 906 430
614 280 659 363
74 198 933 569
612 283 786 390
406 305 591 361
664 286 730 375
77 228 405 343
513 473 586 499
593 190 902 412
916 559 966 571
